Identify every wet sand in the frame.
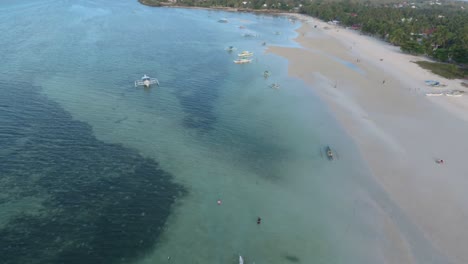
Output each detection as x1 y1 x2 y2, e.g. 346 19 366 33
269 15 468 264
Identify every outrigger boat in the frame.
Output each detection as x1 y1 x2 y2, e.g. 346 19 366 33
243 33 257 38
238 51 254 57
234 59 252 64
446 93 463 97
325 146 334 160
269 83 280 89
135 74 159 88
239 255 244 264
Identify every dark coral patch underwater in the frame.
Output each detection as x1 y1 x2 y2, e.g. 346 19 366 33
0 83 185 264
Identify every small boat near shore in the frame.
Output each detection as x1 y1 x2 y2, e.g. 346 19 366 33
446 93 463 97
238 51 253 57
425 93 444 96
234 59 252 64
243 33 257 38
269 83 280 89
425 80 446 87
218 18 228 23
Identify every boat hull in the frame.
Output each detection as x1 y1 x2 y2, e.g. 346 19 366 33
325 146 334 160
234 59 252 64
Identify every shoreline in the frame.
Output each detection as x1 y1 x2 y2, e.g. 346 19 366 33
133 2 468 261
138 0 292 15
133 3 468 261
268 15 468 263
136 2 466 261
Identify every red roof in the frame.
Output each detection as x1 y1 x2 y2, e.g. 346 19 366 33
424 28 436 35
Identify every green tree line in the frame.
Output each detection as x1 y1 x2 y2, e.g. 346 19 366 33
140 0 468 65
300 1 468 64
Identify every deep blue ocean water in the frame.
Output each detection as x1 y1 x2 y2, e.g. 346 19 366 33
0 1 389 263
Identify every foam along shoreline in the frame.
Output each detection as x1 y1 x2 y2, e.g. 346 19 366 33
268 14 468 264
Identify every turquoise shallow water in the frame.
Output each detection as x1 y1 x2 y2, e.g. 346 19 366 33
0 1 389 263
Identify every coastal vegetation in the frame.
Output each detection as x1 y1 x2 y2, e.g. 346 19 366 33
414 61 468 79
138 0 162 6
301 1 467 77
139 0 467 76
300 1 468 66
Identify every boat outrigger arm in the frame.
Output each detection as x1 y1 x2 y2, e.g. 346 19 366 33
135 74 160 88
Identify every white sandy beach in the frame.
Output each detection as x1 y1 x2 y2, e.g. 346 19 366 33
269 15 468 264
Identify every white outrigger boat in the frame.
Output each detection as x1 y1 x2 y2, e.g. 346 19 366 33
238 51 254 58
425 93 444 96
446 93 463 97
135 74 159 88
234 58 252 64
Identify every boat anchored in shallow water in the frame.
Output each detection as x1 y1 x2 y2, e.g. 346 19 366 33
446 93 463 97
238 51 254 57
134 74 159 88
325 146 334 160
269 83 280 89
234 59 252 64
